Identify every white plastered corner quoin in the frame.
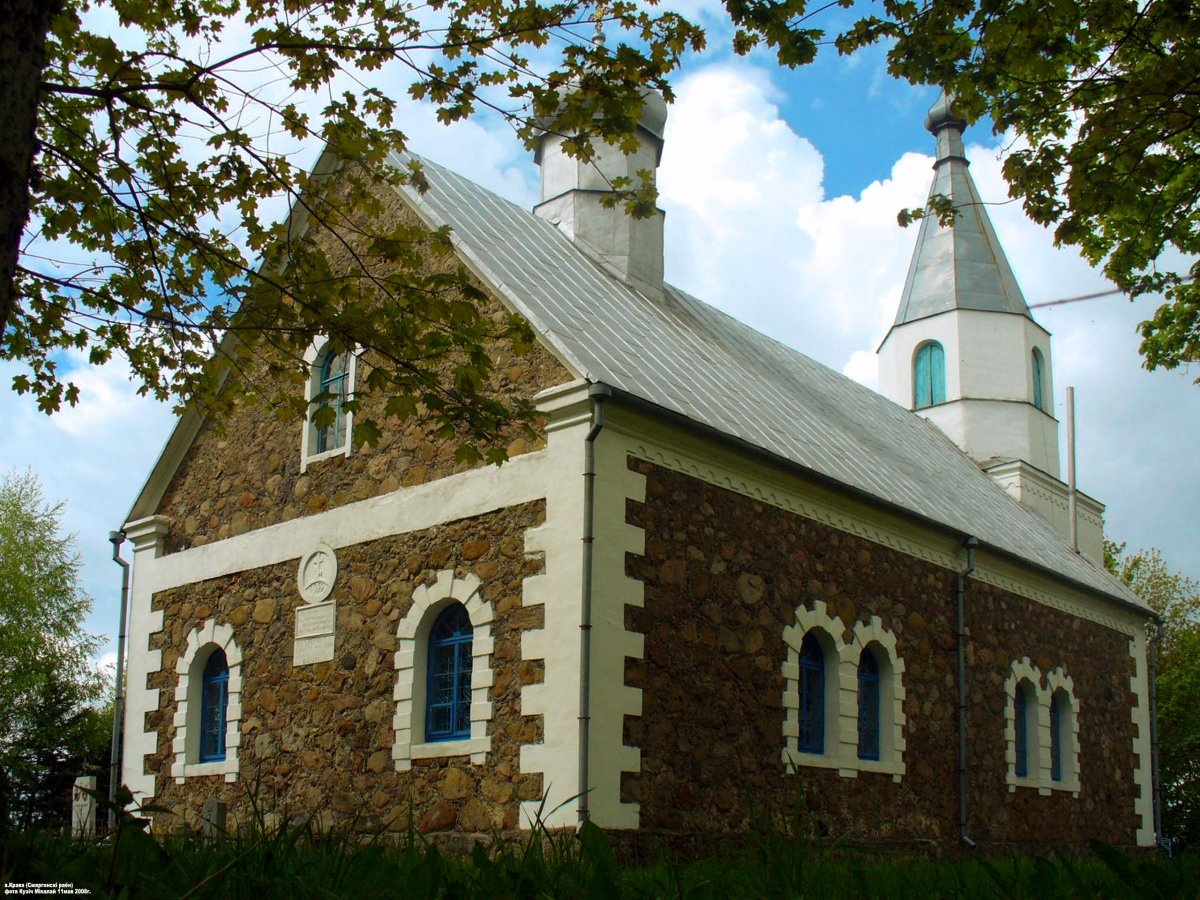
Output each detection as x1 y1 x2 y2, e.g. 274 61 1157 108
393 569 493 768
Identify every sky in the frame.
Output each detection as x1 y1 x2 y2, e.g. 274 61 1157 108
3 12 1198 670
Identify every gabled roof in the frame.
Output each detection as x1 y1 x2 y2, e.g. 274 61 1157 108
393 152 1146 613
892 94 1032 327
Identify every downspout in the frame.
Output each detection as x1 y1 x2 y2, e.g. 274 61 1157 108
108 530 131 829
957 535 978 849
578 382 611 823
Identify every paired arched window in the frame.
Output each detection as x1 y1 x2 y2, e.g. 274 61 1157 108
1006 661 1078 793
857 648 881 761
315 347 350 454
798 633 825 754
913 341 946 409
199 648 230 763
426 603 474 742
1032 348 1046 411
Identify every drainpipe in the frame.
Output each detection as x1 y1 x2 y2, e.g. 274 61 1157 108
578 382 611 823
956 535 978 849
108 530 131 830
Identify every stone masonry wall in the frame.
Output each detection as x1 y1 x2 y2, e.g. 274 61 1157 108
154 191 572 555
146 502 545 834
622 459 1140 850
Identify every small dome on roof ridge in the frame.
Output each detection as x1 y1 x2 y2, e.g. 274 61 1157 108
924 91 967 134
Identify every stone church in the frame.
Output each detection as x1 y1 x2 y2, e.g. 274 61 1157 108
118 89 1157 850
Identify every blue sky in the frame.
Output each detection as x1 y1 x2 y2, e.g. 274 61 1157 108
4 17 1198 668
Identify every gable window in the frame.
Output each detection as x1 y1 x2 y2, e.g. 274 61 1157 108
1032 348 1047 411
199 649 229 762
798 633 825 754
301 340 357 470
426 603 473 742
857 647 881 761
913 341 946 409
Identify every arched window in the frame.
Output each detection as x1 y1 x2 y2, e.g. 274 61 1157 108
798 633 825 754
315 347 350 453
1049 688 1074 783
426 603 474 742
1014 679 1035 778
857 647 881 761
913 342 946 409
1032 348 1046 411
199 649 229 763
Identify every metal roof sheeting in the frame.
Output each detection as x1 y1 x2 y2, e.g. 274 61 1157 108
392 152 1147 613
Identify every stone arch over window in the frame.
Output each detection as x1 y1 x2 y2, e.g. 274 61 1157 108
1045 666 1081 795
300 339 357 471
171 620 243 783
1032 347 1047 411
847 615 906 779
393 570 494 770
913 341 946 409
782 600 846 770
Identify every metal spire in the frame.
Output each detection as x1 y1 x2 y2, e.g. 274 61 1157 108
892 92 1032 326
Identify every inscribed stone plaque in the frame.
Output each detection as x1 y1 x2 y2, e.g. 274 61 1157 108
297 544 337 604
293 600 336 665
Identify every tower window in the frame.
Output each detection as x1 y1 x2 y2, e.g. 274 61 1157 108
913 342 946 409
1032 348 1046 411
425 603 474 742
199 648 229 763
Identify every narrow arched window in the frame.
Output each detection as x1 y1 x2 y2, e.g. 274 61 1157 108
913 342 946 409
1050 690 1067 782
857 648 881 761
1032 348 1046 411
199 649 229 762
1014 680 1033 778
798 633 825 754
315 348 350 453
426 604 473 742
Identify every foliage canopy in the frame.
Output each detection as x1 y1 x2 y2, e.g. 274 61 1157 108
2 0 1196 445
0 469 107 830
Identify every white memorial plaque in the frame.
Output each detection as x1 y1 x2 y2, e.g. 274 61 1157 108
294 600 336 665
297 544 337 604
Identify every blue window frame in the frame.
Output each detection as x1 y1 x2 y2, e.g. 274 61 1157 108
315 349 349 453
199 649 229 762
426 604 473 742
798 633 825 754
857 648 881 761
914 342 946 409
1014 681 1031 778
1032 348 1046 411
1050 692 1064 782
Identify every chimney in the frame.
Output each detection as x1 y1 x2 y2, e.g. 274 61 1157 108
533 77 667 299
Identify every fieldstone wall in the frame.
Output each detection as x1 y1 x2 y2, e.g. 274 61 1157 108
145 502 546 834
622 459 1141 850
154 190 572 555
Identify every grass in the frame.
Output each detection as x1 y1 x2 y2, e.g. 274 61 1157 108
2 791 1197 898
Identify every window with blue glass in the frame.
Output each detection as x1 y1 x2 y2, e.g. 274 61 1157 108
199 649 229 763
913 341 946 409
426 604 473 742
857 647 881 761
798 633 825 754
1032 348 1047 411
1014 680 1033 778
315 348 350 454
1050 690 1066 782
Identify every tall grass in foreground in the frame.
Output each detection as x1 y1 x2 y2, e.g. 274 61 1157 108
2 811 1197 898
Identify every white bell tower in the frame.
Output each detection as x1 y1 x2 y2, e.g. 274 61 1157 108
878 94 1107 565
